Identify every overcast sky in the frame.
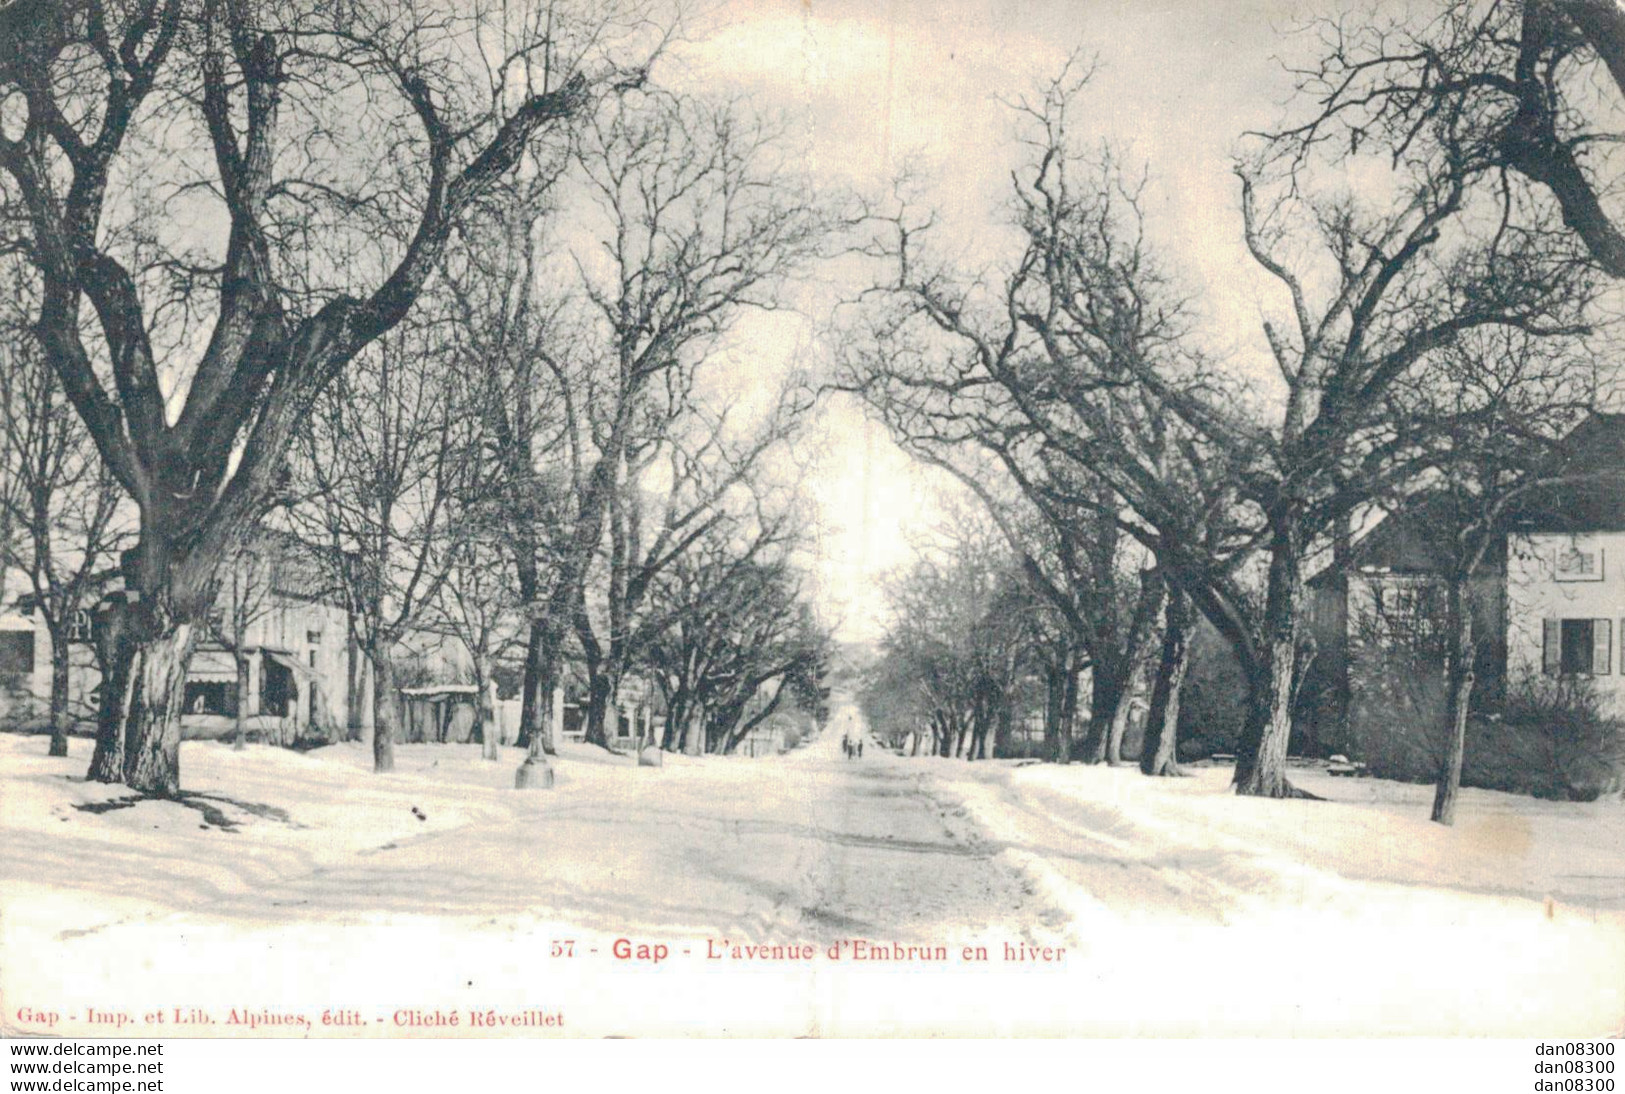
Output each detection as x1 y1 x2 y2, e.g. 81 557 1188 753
668 0 1326 642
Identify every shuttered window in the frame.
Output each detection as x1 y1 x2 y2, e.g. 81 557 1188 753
1545 618 1614 676
1556 546 1605 582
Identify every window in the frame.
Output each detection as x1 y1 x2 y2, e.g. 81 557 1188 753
262 658 294 717
1555 545 1605 582
1543 618 1612 676
183 681 236 716
1369 579 1445 644
0 631 34 676
1381 583 1442 622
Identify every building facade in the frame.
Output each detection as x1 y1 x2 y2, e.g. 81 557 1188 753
1308 414 1625 780
2 530 669 750
1507 530 1625 701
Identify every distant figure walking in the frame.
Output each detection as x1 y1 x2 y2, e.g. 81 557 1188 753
857 741 863 758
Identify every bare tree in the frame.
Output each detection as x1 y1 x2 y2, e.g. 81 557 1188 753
1386 328 1609 823
648 543 826 756
0 277 127 758
867 511 1031 761
0 0 663 793
487 88 837 784
929 502 1041 762
1199 160 1599 796
204 536 274 750
838 67 1231 773
643 494 812 754
845 58 1602 798
1268 0 1625 278
433 169 574 760
295 319 469 774
873 561 979 759
435 509 518 762
572 379 814 751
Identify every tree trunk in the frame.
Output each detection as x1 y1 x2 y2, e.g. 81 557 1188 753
1043 662 1064 762
345 633 364 742
582 667 612 749
1234 528 1302 798
516 618 544 750
1082 665 1124 765
1106 608 1161 767
121 620 197 797
100 522 234 794
1432 580 1474 825
233 650 250 751
686 702 706 755
662 692 683 750
968 691 989 761
993 691 1014 758
1106 670 1137 766
88 605 135 783
371 645 399 774
1141 588 1191 777
1059 660 1078 763
514 639 558 790
47 632 70 757
520 621 562 757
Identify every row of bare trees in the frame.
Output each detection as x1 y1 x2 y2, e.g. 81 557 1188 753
4 0 1622 816
861 506 1044 763
0 266 127 759
0 0 833 794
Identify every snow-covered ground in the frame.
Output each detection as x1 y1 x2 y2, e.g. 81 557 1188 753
924 752 1625 1035
2 704 1621 1037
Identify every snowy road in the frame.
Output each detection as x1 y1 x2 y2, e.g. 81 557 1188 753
140 704 1044 943
4 703 1623 1036
775 706 1045 940
1 706 1040 939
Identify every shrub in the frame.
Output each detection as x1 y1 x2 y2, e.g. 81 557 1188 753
1346 649 1448 782
1345 661 1624 799
0 672 45 732
1485 676 1625 801
1176 622 1248 759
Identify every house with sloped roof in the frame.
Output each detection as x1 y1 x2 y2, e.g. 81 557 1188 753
1307 413 1625 778
2 530 379 742
3 526 662 751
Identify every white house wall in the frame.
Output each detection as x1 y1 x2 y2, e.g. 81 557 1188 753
1 614 100 726
238 597 353 732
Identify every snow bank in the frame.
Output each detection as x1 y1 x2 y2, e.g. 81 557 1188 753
914 753 1625 1035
